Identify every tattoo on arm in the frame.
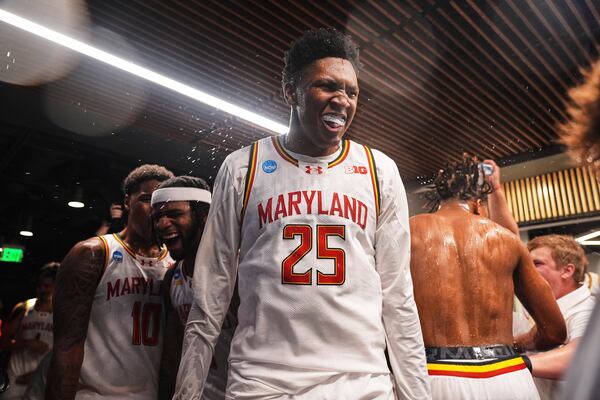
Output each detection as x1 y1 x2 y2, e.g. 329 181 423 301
46 238 105 400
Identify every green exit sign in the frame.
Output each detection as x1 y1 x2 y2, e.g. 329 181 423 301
1 246 24 263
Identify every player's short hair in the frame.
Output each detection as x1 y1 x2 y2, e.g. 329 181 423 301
527 234 588 284
155 175 211 218
425 153 493 212
558 58 600 169
123 164 174 195
282 28 361 87
38 261 60 282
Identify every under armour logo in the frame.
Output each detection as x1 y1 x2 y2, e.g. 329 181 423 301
305 166 324 174
139 259 154 267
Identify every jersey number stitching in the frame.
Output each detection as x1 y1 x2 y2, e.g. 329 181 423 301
131 301 161 346
282 224 346 285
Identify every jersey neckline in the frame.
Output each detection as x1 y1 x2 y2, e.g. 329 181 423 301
112 233 169 262
271 135 350 168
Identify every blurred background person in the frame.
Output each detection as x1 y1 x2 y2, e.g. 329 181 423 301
95 203 125 236
0 262 58 400
515 235 594 399
559 57 600 400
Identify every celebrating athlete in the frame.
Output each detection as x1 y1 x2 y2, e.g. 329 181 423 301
174 28 430 399
46 164 174 399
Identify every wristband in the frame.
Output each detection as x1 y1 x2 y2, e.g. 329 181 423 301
521 354 533 373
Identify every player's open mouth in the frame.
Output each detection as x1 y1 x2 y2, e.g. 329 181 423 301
321 113 346 130
161 232 180 245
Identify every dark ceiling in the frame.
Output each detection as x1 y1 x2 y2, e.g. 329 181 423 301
0 0 599 287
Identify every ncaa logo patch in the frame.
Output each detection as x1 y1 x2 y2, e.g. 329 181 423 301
112 251 123 263
262 159 277 174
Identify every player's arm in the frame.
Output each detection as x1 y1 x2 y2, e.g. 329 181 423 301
483 160 519 235
528 302 592 378
513 242 566 351
528 338 580 379
46 238 106 400
375 153 431 400
158 269 184 399
174 157 241 399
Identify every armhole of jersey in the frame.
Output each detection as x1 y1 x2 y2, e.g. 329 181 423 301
587 272 593 290
363 145 381 218
241 141 259 221
163 267 175 311
97 235 110 274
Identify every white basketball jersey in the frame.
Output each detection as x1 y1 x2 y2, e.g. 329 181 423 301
76 233 172 399
7 299 53 378
230 136 388 373
170 262 193 325
170 261 237 399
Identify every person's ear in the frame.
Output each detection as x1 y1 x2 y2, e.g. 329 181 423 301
124 194 131 212
561 263 576 280
283 83 297 106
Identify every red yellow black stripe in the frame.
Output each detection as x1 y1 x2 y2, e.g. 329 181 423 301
272 136 349 169
97 235 110 269
427 356 527 379
328 140 350 168
242 142 259 216
113 233 136 258
112 233 168 261
272 136 298 167
363 145 381 216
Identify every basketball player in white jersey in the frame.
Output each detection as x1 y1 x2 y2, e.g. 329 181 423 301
0 263 58 399
46 164 175 400
175 28 430 399
152 176 237 399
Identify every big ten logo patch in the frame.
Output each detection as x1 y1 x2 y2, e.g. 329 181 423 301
262 160 277 174
345 165 368 174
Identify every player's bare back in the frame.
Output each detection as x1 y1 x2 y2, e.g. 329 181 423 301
410 205 520 347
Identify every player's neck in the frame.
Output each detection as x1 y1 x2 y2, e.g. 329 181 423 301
439 199 472 214
35 298 52 312
118 227 160 258
285 122 339 157
182 254 195 278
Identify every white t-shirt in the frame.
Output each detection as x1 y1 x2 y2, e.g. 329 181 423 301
534 285 595 399
174 136 430 399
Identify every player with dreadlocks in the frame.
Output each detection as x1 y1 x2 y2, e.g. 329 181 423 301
410 154 566 400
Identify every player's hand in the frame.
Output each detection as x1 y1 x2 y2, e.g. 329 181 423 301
26 339 49 354
483 159 501 190
110 203 123 219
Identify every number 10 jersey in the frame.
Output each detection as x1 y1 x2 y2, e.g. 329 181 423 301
76 233 172 399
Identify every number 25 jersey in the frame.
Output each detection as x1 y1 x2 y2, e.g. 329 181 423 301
233 136 388 372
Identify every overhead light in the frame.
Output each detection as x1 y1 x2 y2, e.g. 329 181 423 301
19 230 33 237
68 186 85 208
0 9 288 135
576 231 600 246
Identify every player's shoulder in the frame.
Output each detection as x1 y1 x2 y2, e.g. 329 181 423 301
61 236 108 274
409 213 437 235
220 138 272 172
71 236 107 256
